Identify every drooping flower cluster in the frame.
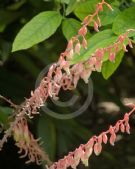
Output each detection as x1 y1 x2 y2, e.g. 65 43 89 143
48 106 135 169
65 0 113 61
0 0 134 167
16 0 115 118
23 29 134 119
12 117 52 165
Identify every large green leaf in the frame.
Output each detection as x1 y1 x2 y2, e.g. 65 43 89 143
70 29 117 64
37 116 56 161
112 6 135 37
12 11 62 52
62 18 82 40
101 50 124 79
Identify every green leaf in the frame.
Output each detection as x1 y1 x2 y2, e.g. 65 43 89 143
70 29 117 64
0 106 12 126
99 6 120 25
101 50 124 79
74 0 119 26
66 120 92 141
7 0 26 10
0 40 11 62
112 6 135 37
37 116 56 161
12 11 62 52
62 18 91 40
66 0 79 16
74 0 98 22
62 18 81 40
62 18 91 41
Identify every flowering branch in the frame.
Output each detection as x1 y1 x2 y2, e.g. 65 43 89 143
0 0 134 167
47 106 135 169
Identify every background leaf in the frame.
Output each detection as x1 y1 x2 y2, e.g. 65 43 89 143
62 18 91 40
112 6 135 36
12 11 62 52
62 18 81 40
74 0 98 22
37 116 56 161
0 106 12 127
0 10 22 32
66 0 79 16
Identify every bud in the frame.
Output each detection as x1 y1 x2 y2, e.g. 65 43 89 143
82 37 87 49
94 142 102 156
95 48 104 60
84 147 93 158
109 53 116 62
94 21 99 32
124 113 129 122
98 3 103 11
67 49 74 60
95 60 102 72
118 35 124 42
75 42 81 54
128 39 133 48
125 122 130 134
86 138 94 149
110 133 116 146
98 134 103 144
115 122 120 132
67 39 73 50
120 123 125 133
81 151 89 167
102 133 108 144
78 26 87 36
122 44 128 52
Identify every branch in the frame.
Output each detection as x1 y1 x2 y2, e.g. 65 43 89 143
0 95 18 109
0 0 134 166
47 106 135 169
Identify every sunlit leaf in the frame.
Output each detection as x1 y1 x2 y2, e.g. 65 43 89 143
12 11 62 52
112 6 135 37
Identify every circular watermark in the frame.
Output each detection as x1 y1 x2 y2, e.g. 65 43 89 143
35 64 93 120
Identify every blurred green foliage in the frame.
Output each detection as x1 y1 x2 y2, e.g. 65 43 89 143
0 0 135 169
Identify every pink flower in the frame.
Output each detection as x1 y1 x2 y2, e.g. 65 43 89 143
75 42 81 54
78 26 87 36
109 53 116 62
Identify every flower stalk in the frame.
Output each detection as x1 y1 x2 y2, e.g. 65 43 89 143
48 106 135 169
